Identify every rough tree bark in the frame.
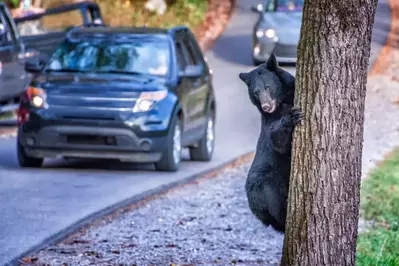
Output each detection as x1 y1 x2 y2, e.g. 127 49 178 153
281 0 378 265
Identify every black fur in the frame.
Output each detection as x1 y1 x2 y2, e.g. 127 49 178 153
239 54 303 233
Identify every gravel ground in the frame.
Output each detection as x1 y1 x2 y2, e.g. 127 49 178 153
30 162 283 266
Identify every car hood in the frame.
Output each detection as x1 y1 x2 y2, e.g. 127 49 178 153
33 72 168 92
260 12 302 44
30 72 168 118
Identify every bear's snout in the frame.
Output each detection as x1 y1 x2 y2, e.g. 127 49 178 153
261 100 276 113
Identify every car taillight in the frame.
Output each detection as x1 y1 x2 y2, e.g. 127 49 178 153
17 86 47 125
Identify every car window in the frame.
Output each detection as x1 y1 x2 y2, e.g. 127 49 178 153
0 12 12 44
180 41 195 66
46 36 171 77
185 42 198 65
273 0 304 12
175 41 186 71
180 36 204 67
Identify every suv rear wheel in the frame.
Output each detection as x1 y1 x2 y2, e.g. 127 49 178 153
190 109 215 161
17 141 43 168
155 114 182 172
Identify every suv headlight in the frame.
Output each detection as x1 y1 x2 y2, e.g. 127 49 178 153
256 28 276 39
133 90 168 113
26 86 48 109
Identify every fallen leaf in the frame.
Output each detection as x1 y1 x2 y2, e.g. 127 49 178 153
21 257 38 263
84 251 103 258
65 239 90 245
224 226 233 231
121 243 137 248
166 243 178 248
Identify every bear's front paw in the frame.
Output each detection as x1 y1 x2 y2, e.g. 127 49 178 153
282 107 304 126
290 108 304 125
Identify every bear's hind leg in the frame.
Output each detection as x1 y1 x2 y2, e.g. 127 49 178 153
262 181 288 233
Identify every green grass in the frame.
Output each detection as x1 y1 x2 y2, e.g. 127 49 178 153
356 149 399 266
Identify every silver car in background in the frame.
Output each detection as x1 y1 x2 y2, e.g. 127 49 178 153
251 0 304 65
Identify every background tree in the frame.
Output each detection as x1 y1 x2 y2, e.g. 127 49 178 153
281 0 378 265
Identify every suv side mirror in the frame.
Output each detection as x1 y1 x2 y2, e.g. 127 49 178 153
179 65 203 78
24 57 46 73
251 4 264 13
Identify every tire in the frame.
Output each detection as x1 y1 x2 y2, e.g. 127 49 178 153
17 141 43 168
155 114 182 172
190 110 215 161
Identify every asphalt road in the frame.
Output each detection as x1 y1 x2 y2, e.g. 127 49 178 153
0 0 390 264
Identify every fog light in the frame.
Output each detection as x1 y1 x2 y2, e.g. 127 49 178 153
254 45 260 55
27 137 35 146
140 139 151 151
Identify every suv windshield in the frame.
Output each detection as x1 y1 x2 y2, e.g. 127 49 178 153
46 36 171 76
271 0 304 12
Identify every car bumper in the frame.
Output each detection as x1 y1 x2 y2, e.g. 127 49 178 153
253 40 297 63
18 124 167 163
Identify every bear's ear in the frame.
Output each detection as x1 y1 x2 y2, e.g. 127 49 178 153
239 72 251 85
266 53 279 71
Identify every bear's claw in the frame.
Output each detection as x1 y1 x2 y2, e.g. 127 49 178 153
287 107 304 125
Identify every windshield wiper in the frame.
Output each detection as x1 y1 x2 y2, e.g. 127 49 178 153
94 70 148 76
45 68 85 73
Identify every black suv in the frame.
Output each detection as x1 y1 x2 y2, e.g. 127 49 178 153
17 26 216 172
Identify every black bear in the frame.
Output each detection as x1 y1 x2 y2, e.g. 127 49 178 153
239 54 302 233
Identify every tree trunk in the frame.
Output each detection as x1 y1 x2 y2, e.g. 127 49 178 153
281 0 378 265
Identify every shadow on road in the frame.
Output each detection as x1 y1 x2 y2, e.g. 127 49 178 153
0 143 193 172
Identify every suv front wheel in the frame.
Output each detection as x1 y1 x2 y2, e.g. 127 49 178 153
190 110 215 161
155 114 182 172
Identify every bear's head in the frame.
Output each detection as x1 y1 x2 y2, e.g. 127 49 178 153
239 54 295 114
